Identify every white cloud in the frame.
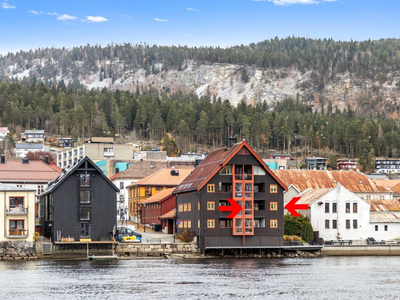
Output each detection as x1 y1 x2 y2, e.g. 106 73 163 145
29 10 41 15
46 12 59 16
57 14 77 21
83 16 108 22
252 0 337 5
2 2 16 9
187 8 200 11
122 14 132 19
29 10 59 16
155 18 168 22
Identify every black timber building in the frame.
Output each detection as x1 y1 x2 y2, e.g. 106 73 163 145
174 141 288 251
39 156 119 242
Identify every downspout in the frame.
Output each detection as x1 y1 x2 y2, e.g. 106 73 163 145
198 191 201 251
4 192 6 238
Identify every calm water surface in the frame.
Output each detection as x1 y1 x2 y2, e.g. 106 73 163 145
1 257 400 299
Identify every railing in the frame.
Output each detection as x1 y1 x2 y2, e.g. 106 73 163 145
6 205 29 214
6 229 29 238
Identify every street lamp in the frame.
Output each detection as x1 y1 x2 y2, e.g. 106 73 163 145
143 203 146 232
173 208 176 243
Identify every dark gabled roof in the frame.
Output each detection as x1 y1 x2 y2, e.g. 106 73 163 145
39 156 119 197
174 141 288 194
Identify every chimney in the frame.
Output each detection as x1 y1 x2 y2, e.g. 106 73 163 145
22 158 29 164
170 166 179 176
227 136 237 149
0 154 5 164
45 155 49 165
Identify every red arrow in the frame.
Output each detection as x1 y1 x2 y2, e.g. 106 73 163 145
219 198 242 219
285 197 308 217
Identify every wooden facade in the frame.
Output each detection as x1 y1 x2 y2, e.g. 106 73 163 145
174 141 287 250
39 157 119 242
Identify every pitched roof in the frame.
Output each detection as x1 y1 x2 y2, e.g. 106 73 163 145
390 182 400 194
175 141 287 193
365 199 400 212
370 212 400 223
272 169 389 193
115 160 172 180
160 209 175 219
142 188 175 204
297 188 333 205
126 167 193 188
109 171 123 181
0 160 61 182
16 143 44 150
0 183 35 192
39 156 119 196
373 179 400 190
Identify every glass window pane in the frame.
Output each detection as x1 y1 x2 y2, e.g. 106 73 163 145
80 191 90 203
235 219 242 227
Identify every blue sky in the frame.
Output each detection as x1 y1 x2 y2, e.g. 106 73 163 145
0 0 399 55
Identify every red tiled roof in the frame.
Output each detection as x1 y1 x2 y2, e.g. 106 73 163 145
175 141 287 193
273 169 389 193
160 209 175 219
109 171 123 181
0 160 61 182
142 188 175 204
126 167 193 189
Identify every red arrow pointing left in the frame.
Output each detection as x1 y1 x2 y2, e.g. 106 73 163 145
285 196 308 217
219 198 242 219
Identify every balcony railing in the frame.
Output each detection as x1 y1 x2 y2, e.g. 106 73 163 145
6 229 29 238
6 205 29 214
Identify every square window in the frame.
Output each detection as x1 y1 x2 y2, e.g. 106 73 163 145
184 204 188 212
80 191 91 203
178 221 183 229
207 202 215 210
80 173 91 188
270 202 277 211
187 220 191 228
207 219 215 228
207 184 215 193
270 185 277 193
187 203 191 211
178 204 183 212
184 220 187 228
270 219 278 228
332 220 337 229
353 219 358 229
80 208 91 220
325 220 330 229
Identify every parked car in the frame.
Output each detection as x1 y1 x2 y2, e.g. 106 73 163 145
117 226 142 238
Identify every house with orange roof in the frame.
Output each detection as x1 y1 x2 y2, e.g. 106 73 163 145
141 188 176 233
126 167 193 224
174 140 288 250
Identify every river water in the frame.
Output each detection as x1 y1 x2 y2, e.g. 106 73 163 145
1 256 400 299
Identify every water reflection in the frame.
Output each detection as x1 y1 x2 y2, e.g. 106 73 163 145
1 257 400 299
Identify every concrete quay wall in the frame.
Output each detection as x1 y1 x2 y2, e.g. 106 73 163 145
322 245 400 256
116 242 198 257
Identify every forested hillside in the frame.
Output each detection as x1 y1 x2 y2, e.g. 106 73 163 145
0 80 398 172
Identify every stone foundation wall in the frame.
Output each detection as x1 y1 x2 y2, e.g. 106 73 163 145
0 241 37 260
116 243 198 257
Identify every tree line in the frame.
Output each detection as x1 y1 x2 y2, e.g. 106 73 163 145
0 80 400 172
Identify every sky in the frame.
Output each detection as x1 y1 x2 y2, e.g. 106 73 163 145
1 0 400 55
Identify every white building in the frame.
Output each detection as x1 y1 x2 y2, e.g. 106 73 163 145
21 130 45 142
15 143 45 158
0 127 9 139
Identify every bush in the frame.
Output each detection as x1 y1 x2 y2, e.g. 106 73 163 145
292 235 302 241
286 235 294 242
302 222 314 242
176 230 195 243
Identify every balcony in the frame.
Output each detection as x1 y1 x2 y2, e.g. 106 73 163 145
6 205 29 215
6 229 29 238
104 148 115 157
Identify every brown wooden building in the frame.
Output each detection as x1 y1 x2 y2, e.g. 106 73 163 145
174 141 287 251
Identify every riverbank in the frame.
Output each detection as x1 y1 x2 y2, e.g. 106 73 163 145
322 244 400 256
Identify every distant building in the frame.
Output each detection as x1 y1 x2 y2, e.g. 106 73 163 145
21 130 45 142
57 137 72 148
375 159 400 174
337 159 358 170
15 143 45 158
39 156 119 242
305 156 327 170
0 127 9 139
56 137 133 168
270 153 291 160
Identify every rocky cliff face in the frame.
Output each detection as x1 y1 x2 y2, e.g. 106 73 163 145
4 59 400 114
